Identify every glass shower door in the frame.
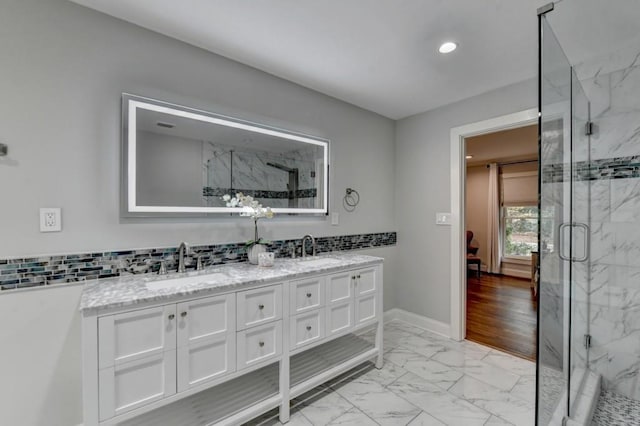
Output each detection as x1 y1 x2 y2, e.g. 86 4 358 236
568 66 591 418
538 15 591 425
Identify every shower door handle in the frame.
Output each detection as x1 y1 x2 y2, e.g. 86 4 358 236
558 222 589 262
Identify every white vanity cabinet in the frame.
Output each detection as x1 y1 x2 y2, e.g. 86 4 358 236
97 305 178 420
354 267 378 326
325 267 378 337
326 271 354 337
82 257 383 426
176 294 236 392
92 293 236 422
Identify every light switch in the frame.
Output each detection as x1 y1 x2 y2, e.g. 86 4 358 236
331 212 339 226
436 212 452 226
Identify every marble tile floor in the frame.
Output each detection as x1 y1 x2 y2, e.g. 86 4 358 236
245 320 536 426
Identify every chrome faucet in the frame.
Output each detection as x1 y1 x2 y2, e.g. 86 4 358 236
302 234 316 258
178 242 189 273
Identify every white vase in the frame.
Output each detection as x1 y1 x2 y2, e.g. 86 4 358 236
247 244 267 265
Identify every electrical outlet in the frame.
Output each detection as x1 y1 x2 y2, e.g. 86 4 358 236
40 208 62 232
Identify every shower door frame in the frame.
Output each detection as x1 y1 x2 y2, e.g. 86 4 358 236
538 8 593 423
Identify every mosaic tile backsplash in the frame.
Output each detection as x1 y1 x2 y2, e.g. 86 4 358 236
0 231 396 291
541 155 640 183
202 187 317 199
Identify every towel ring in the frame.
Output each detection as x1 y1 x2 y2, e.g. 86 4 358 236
343 188 360 212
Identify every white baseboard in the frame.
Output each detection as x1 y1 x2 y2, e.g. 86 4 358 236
500 267 530 279
384 308 451 338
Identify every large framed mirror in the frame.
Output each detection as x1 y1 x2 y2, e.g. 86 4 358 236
122 94 329 216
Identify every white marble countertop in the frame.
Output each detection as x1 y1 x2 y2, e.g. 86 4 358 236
79 253 383 312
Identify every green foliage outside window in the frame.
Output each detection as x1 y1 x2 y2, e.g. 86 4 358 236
504 206 538 257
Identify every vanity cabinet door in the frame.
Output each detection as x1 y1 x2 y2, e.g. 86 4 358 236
326 272 352 304
326 301 353 337
354 267 378 326
355 294 376 326
97 305 178 420
325 272 355 337
354 268 376 297
176 294 236 392
98 351 176 421
98 305 177 369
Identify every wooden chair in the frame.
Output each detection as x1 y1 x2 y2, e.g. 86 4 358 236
466 231 481 278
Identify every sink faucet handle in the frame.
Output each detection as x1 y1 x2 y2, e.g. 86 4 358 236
302 234 316 258
178 241 190 273
158 260 167 275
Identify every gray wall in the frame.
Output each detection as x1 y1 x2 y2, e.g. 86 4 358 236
394 79 536 324
0 0 396 258
0 1 397 425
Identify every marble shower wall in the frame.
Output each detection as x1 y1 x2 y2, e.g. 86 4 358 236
575 42 640 400
203 142 322 209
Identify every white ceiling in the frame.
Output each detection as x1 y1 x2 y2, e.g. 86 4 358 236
466 125 538 166
70 0 640 119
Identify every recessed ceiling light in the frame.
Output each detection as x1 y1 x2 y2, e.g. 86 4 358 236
465 155 473 159
439 42 457 54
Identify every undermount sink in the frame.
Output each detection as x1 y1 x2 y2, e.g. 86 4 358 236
299 257 342 267
146 273 227 291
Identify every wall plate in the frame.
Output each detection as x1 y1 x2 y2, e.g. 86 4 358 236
435 212 452 226
40 208 62 232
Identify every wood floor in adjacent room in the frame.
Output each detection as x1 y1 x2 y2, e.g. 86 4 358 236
466 273 537 361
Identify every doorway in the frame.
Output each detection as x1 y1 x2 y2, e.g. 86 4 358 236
463 125 538 360
449 108 538 349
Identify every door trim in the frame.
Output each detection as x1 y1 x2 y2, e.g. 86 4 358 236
449 108 538 341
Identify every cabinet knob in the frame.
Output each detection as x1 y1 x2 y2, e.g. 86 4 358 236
168 314 175 320
306 292 312 298
258 304 265 310
306 325 312 331
352 276 356 280
181 311 188 318
259 341 265 347
357 274 361 279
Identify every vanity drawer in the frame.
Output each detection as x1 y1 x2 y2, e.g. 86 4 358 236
290 309 324 350
290 277 324 314
237 284 282 330
236 321 282 369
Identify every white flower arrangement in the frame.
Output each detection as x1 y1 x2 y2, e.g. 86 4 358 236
222 193 274 219
222 193 274 247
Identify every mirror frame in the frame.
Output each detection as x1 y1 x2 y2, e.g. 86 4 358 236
122 94 330 216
